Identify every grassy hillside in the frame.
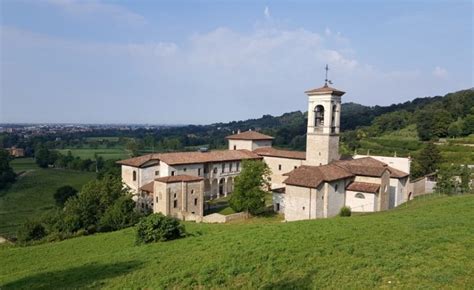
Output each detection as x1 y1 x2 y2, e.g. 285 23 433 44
57 148 129 160
1 195 473 289
0 169 96 237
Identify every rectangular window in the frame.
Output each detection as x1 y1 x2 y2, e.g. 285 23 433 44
230 163 233 172
222 163 225 173
194 198 198 206
198 168 201 176
236 162 240 171
155 170 159 176
173 200 177 208
156 196 159 202
233 145 237 150
171 171 175 176
278 164 282 171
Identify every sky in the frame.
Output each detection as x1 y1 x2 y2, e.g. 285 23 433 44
0 0 473 124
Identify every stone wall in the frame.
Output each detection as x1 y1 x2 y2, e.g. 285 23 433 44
202 212 248 223
263 156 304 189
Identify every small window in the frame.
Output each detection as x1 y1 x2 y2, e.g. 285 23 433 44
156 196 159 202
173 193 177 199
355 193 365 199
155 170 159 176
183 168 187 172
335 184 338 192
222 163 225 173
302 206 305 210
204 166 209 174
276 203 280 211
213 167 217 174
173 200 178 208
133 171 137 181
294 166 297 169
194 198 198 206
230 163 233 171
191 189 194 195
233 145 237 150
198 168 201 176
171 171 175 176
278 164 282 171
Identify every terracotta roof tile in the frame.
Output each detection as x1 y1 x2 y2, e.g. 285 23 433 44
155 175 204 183
333 157 389 177
304 84 345 96
140 181 154 193
284 164 353 188
157 149 261 165
254 147 306 160
346 181 380 193
117 149 261 167
225 130 274 140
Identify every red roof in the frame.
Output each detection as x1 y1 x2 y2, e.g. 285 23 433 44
284 164 354 188
254 147 306 160
155 175 204 184
346 182 380 193
225 130 274 140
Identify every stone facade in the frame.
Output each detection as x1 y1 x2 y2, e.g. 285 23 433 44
228 139 272 151
262 156 304 189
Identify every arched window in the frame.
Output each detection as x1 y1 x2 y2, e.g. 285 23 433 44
133 170 137 181
314 105 325 127
355 193 365 199
331 104 337 127
335 184 338 192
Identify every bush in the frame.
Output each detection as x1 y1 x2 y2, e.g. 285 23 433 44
339 206 352 217
136 213 185 244
53 185 78 206
17 220 47 242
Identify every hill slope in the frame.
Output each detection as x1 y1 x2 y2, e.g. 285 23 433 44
1 195 473 289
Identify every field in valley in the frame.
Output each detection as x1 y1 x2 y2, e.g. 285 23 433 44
0 159 96 237
1 194 473 289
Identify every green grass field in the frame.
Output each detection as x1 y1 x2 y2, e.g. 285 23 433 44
1 195 473 289
57 148 130 160
9 158 38 173
0 169 96 237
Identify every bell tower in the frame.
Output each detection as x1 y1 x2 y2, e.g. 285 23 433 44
304 65 345 166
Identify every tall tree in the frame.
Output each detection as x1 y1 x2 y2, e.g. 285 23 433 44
229 160 271 215
416 142 442 176
0 149 16 190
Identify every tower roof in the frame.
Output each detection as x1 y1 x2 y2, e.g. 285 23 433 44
304 84 345 96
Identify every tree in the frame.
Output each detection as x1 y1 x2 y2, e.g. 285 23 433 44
459 165 472 194
229 160 271 215
135 213 185 244
35 147 50 168
447 122 462 138
99 195 140 232
53 185 78 206
0 149 16 190
416 142 442 177
435 165 459 195
17 220 47 243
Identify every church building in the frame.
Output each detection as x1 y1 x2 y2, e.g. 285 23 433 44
118 78 410 222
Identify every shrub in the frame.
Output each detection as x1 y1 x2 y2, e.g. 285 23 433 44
339 206 352 217
53 185 78 206
135 213 185 244
17 220 47 242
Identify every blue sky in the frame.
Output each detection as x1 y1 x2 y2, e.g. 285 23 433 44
1 0 472 124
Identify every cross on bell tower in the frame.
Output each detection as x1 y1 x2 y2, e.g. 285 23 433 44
303 65 345 166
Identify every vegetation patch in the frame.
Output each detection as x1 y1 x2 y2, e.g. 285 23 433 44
0 195 473 288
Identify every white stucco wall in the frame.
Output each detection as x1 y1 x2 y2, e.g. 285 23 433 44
345 191 376 212
121 164 159 193
284 185 319 221
262 156 304 189
228 139 272 151
273 193 285 213
325 180 346 217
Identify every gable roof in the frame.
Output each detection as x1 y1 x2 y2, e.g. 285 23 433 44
157 149 261 165
346 181 380 193
117 149 261 167
284 164 354 188
333 157 389 178
225 130 274 141
140 181 154 193
304 84 345 96
155 175 204 184
254 147 306 160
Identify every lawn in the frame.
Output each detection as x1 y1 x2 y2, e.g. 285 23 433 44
1 195 473 289
57 148 130 160
0 169 96 237
9 158 38 173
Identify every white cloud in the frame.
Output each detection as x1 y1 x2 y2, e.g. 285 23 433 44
264 6 271 20
432 66 448 78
